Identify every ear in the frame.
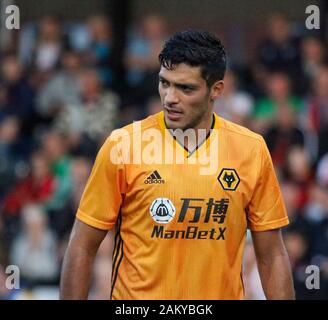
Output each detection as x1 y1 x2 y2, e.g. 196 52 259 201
209 80 224 101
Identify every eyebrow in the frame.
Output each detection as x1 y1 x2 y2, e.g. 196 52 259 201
158 75 199 89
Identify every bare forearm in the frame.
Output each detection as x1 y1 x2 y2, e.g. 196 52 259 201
252 229 295 300
257 252 295 300
59 243 97 299
59 220 108 300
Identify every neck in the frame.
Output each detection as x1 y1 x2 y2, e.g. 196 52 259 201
195 111 215 132
173 112 215 152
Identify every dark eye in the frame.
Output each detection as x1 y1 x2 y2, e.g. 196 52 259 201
159 79 169 87
180 86 194 93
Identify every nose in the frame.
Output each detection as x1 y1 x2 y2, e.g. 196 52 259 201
164 87 179 105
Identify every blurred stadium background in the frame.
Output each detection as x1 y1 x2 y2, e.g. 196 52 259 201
0 0 328 299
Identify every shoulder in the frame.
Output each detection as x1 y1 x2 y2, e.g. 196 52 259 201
100 113 160 153
218 116 264 144
110 113 159 139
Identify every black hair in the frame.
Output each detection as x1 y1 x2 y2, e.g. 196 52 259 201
159 30 226 87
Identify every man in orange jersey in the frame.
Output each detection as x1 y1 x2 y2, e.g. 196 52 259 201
60 30 295 300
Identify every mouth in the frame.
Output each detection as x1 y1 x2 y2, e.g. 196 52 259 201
165 107 183 121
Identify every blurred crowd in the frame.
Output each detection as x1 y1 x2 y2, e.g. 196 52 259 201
0 11 327 299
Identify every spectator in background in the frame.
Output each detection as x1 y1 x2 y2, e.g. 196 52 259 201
66 20 92 54
316 153 328 188
33 15 63 74
0 82 8 118
120 95 163 127
54 68 119 152
10 205 59 287
304 169 328 298
303 182 328 227
300 37 327 92
253 72 304 134
146 96 162 116
214 70 253 126
305 66 328 159
51 156 92 238
41 131 72 219
312 157 328 271
256 12 301 84
283 227 312 299
36 51 82 119
280 180 314 246
264 100 305 169
0 54 36 137
2 150 55 219
85 14 113 86
18 15 63 69
124 14 167 104
0 117 24 199
284 147 313 209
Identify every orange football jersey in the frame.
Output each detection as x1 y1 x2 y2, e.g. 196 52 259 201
76 111 289 299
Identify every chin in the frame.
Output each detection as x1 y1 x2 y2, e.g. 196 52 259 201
166 122 178 130
165 118 183 130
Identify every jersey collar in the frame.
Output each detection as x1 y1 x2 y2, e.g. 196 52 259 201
156 111 220 158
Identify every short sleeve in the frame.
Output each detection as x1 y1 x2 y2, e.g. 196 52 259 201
247 137 289 231
76 136 125 230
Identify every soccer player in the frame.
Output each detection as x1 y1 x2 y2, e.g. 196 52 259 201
60 30 295 300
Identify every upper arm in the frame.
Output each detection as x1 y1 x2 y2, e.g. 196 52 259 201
251 229 287 261
69 219 109 253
